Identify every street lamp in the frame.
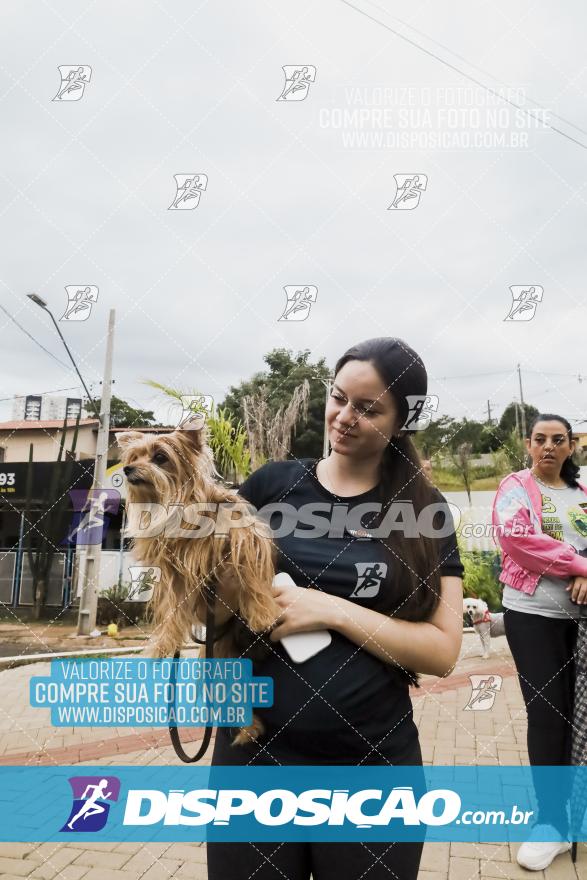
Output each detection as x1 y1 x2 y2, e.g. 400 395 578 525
27 293 100 419
27 293 117 635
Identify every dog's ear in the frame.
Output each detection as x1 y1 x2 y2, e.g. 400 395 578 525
180 414 206 431
115 431 144 449
178 414 207 448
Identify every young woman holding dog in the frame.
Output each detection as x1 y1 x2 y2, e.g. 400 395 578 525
492 414 587 871
206 337 464 880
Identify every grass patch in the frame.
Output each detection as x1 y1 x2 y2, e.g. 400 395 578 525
433 467 502 493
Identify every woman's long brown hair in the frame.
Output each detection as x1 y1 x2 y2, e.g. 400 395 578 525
333 339 446 683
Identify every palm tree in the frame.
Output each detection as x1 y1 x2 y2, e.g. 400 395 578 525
143 381 251 483
242 379 311 470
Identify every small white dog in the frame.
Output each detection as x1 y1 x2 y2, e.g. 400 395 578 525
463 597 506 659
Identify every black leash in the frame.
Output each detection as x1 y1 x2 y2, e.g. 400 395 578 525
168 579 227 763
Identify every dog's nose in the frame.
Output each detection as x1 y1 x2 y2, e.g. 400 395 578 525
123 465 134 476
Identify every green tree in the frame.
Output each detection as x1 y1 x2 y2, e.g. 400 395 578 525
449 441 474 504
449 418 486 453
477 424 503 453
221 348 331 460
416 416 493 459
498 401 539 439
414 415 459 459
92 395 160 428
499 427 529 472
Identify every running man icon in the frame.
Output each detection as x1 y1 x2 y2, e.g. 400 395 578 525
168 174 208 210
276 66 316 101
464 674 503 711
504 285 544 321
52 66 92 102
60 285 98 322
67 780 112 829
349 562 388 599
401 394 439 431
67 491 109 545
65 489 120 546
278 285 318 321
61 775 120 833
387 174 428 210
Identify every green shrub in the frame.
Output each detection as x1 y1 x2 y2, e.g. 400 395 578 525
456 528 503 609
101 582 131 604
460 547 503 611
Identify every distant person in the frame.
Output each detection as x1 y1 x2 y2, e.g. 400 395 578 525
492 413 587 870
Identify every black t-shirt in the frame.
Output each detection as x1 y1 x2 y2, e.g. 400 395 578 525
233 457 463 763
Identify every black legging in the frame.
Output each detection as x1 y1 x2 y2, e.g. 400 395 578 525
206 727 426 880
504 608 578 833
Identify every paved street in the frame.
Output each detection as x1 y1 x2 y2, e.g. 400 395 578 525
0 631 581 879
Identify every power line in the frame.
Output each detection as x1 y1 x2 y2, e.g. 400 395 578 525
0 302 71 371
524 369 585 380
433 369 515 381
0 385 84 404
361 0 587 139
339 0 587 152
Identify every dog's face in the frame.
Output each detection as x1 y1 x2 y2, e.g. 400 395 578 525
116 416 214 507
463 597 487 623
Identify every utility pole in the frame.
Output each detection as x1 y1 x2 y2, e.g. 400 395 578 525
487 400 492 426
514 398 520 436
77 309 116 635
517 363 526 439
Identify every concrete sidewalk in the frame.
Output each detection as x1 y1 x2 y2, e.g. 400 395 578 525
0 632 581 880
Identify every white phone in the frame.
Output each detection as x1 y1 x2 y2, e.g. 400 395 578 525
272 572 332 663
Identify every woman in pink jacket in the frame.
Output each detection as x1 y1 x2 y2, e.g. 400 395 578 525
492 413 587 871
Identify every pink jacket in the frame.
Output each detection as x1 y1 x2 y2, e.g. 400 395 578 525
491 468 587 595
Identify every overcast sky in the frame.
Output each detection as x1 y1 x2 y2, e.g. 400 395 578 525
1 0 586 431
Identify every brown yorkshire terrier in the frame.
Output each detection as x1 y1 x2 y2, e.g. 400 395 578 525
115 415 280 746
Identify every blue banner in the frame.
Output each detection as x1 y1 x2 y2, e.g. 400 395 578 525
2 766 587 842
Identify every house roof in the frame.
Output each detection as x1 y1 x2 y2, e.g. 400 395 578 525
110 426 172 433
0 420 172 432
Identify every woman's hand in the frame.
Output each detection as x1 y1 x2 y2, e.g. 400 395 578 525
268 583 342 642
567 576 587 604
